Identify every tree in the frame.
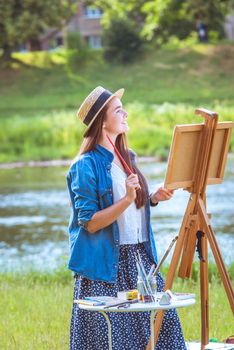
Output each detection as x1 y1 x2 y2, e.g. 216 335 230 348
102 17 143 63
94 0 232 43
184 0 231 39
154 0 194 41
0 0 77 61
95 0 169 40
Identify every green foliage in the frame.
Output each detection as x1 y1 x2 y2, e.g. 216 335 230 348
66 31 86 51
150 0 231 43
0 0 76 60
208 30 220 43
1 261 233 285
103 17 143 63
65 33 96 71
153 0 194 42
66 48 90 71
0 264 72 286
140 0 171 40
96 0 169 41
157 262 234 284
184 0 230 38
0 111 83 162
11 50 67 68
96 0 146 27
96 0 232 43
0 102 234 162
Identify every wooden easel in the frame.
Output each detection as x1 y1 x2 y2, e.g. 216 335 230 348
146 108 234 350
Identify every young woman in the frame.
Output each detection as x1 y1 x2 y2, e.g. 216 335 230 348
67 86 186 350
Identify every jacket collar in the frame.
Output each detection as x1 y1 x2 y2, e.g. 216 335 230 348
95 144 114 162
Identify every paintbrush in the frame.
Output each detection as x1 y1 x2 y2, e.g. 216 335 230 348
153 235 178 277
136 251 155 300
134 252 151 296
147 264 155 278
105 133 133 176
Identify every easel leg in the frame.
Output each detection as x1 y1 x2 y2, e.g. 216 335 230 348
150 311 157 350
178 221 198 278
198 198 234 313
200 233 209 349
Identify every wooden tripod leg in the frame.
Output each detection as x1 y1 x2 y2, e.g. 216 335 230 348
200 232 209 348
198 198 234 313
185 221 199 278
146 196 195 350
178 220 198 278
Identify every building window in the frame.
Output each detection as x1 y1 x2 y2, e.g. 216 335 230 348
56 37 63 46
87 36 102 49
84 6 102 18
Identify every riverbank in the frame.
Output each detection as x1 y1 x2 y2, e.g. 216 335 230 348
1 153 234 169
0 264 233 349
0 156 158 169
0 103 234 163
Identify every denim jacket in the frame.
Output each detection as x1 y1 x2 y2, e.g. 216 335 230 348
66 144 158 283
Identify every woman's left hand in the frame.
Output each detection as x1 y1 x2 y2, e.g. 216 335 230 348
151 187 174 203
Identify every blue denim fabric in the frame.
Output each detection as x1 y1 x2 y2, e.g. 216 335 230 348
66 144 158 283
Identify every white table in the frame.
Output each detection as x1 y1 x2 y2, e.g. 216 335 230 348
76 298 195 350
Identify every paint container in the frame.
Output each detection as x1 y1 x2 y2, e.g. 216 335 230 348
148 275 157 295
126 289 138 300
137 275 154 303
142 294 153 303
137 275 144 301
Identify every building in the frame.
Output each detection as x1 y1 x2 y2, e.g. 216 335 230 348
27 2 103 51
224 14 234 41
68 3 103 49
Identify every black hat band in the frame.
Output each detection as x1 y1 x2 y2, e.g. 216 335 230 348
83 90 112 126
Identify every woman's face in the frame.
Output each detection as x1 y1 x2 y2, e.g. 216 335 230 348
104 97 129 135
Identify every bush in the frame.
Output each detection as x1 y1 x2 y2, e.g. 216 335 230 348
65 32 90 70
66 32 86 51
103 18 143 63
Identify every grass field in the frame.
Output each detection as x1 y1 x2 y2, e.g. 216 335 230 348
0 43 234 162
1 43 234 111
0 264 233 350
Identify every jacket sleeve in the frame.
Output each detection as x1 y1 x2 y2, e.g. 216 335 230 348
68 157 99 228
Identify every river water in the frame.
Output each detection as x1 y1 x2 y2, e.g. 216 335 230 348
0 156 233 272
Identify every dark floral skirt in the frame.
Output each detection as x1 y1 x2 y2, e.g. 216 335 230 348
70 243 186 350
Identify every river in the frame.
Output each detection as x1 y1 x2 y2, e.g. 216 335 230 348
0 156 233 272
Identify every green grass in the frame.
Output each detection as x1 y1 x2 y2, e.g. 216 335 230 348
0 102 233 163
1 44 234 113
0 275 72 350
0 43 234 162
0 263 233 349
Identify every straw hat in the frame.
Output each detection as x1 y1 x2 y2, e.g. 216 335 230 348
77 86 124 135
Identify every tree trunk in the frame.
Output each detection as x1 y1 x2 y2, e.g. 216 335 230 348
1 43 12 62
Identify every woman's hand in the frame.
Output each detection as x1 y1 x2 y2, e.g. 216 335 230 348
124 173 140 203
150 187 174 204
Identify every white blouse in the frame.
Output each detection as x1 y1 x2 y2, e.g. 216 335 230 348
110 162 148 245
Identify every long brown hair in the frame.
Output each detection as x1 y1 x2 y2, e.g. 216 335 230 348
79 104 148 208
